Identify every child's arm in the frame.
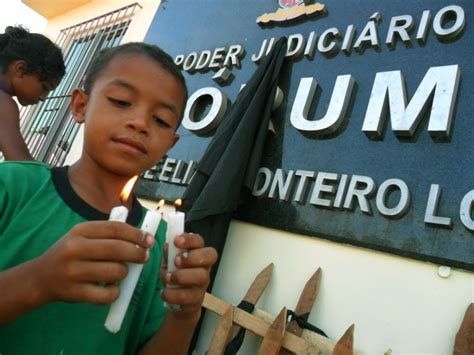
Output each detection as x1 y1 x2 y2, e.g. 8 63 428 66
0 221 153 325
139 233 218 355
0 95 34 160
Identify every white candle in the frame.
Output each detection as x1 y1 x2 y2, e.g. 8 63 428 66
104 209 162 333
108 205 128 222
165 210 184 275
164 207 185 312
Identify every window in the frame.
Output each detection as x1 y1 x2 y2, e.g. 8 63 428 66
17 3 142 166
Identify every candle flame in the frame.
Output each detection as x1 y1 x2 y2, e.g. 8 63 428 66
119 176 138 204
156 199 165 210
174 198 183 209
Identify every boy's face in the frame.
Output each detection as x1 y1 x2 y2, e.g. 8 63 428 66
71 53 184 176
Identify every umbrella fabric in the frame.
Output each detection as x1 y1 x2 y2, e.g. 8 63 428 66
182 36 288 280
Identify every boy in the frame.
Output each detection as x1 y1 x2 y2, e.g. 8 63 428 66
0 43 217 354
0 25 65 160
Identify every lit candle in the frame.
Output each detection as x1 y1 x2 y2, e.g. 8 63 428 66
166 199 185 278
108 176 138 223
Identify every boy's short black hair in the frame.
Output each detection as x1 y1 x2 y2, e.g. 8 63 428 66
0 25 65 82
83 42 188 114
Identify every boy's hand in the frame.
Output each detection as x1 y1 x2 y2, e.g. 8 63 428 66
33 221 154 305
160 233 218 320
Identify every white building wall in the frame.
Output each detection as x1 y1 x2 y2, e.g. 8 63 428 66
42 0 161 43
194 221 472 354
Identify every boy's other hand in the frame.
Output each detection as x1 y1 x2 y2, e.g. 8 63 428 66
33 221 155 305
160 233 218 321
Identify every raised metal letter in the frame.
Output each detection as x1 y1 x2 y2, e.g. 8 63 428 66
252 168 273 197
362 65 460 139
424 184 452 228
460 190 474 231
286 33 305 60
433 5 465 41
317 27 340 56
386 15 414 49
269 169 296 201
376 179 410 218
291 75 355 136
310 172 338 207
343 175 375 214
183 87 228 135
294 170 315 203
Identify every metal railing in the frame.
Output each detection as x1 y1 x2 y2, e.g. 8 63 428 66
18 3 142 166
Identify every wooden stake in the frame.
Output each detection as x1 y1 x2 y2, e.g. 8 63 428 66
333 324 355 355
281 268 322 355
208 305 234 355
453 303 473 355
259 307 287 355
227 263 274 348
288 269 321 335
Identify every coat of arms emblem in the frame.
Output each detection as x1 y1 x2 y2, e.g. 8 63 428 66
257 0 325 25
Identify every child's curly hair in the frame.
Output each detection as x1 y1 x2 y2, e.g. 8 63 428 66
0 25 65 82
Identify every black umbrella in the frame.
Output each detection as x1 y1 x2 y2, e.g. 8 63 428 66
181 36 288 351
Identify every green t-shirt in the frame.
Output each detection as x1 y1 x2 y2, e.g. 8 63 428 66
0 161 167 354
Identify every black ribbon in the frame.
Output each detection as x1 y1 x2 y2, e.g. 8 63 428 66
286 309 328 338
223 303 328 355
223 300 254 355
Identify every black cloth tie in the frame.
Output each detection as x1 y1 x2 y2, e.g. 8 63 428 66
223 300 255 355
286 309 328 338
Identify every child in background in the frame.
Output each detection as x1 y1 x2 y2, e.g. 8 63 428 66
0 42 217 354
0 25 65 160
